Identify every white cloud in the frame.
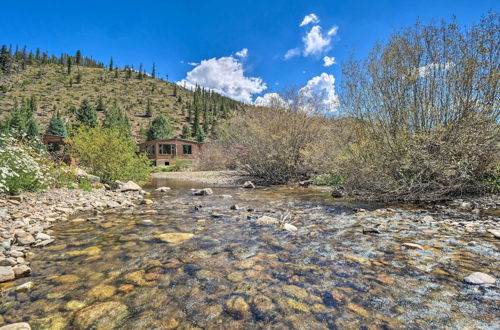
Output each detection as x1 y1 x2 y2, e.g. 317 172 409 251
284 48 300 60
187 62 198 66
299 73 339 113
177 55 267 103
300 13 320 27
254 93 289 108
303 25 332 56
323 56 336 67
327 26 338 36
235 48 248 58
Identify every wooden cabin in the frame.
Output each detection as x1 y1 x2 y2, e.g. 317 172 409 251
41 134 76 165
139 138 205 166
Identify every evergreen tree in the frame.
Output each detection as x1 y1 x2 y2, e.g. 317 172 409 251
145 99 153 117
3 98 40 140
109 57 113 71
26 118 39 140
75 50 82 66
96 96 105 112
103 106 131 136
46 115 67 137
146 114 173 141
138 63 143 79
0 45 11 75
114 67 119 78
194 124 206 142
75 99 97 128
75 73 82 84
181 125 192 139
67 57 72 74
173 84 177 97
151 63 156 78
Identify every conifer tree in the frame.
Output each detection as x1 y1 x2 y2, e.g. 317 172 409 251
96 96 105 112
151 63 156 78
114 67 119 78
26 118 39 140
67 57 72 74
0 45 11 75
109 57 113 71
181 125 192 139
75 50 82 67
46 114 67 137
103 105 131 136
145 99 153 117
146 114 173 141
75 99 97 128
194 124 205 143
173 84 177 97
138 63 143 79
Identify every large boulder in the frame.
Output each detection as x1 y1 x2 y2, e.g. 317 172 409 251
74 168 100 183
118 181 142 192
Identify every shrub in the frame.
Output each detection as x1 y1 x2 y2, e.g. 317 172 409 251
312 173 346 186
166 157 191 172
69 127 151 184
340 13 500 201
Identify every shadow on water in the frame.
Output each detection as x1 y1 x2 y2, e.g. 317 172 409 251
1 177 498 329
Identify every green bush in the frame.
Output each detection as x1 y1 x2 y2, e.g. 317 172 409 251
69 126 151 184
312 173 346 186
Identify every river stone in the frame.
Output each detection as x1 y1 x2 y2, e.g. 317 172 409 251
65 300 86 311
192 188 213 196
124 270 148 286
87 284 116 300
155 233 194 244
283 223 298 232
16 233 35 245
283 285 308 299
402 243 424 250
13 265 31 277
73 301 128 329
119 181 142 192
53 274 80 284
15 281 34 292
155 187 171 192
0 323 31 330
35 232 51 240
242 181 255 189
67 246 101 257
256 216 279 225
140 199 154 205
0 266 15 282
463 272 496 285
486 229 500 239
225 296 250 319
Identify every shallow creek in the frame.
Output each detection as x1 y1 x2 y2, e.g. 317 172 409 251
1 179 499 329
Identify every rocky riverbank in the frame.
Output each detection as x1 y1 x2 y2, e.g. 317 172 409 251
0 183 146 285
152 170 240 185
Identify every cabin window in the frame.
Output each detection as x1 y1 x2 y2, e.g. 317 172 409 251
159 144 176 155
182 144 192 155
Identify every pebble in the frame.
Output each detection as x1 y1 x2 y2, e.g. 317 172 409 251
402 243 424 250
486 229 500 239
463 272 496 285
15 281 34 292
256 216 279 225
155 187 171 192
192 188 213 196
283 223 298 232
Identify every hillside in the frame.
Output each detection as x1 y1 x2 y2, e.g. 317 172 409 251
0 60 243 141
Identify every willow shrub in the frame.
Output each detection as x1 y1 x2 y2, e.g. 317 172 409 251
70 127 151 184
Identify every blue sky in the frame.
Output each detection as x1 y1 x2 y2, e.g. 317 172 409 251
1 0 498 105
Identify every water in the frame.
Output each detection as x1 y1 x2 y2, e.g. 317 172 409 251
1 179 499 329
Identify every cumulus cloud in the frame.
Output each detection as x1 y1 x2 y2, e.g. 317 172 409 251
303 25 334 56
300 13 320 27
254 93 289 108
284 48 300 60
235 48 248 58
323 56 336 67
177 55 267 103
299 73 339 113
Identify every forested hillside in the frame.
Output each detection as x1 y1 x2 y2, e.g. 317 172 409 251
0 46 243 141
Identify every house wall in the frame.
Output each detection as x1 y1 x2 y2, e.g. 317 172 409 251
139 139 205 166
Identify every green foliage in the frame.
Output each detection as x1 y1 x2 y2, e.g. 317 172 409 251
102 106 131 136
312 173 346 186
181 124 192 139
166 157 192 172
69 126 151 184
145 99 153 117
46 115 67 137
78 176 92 192
146 114 173 141
194 124 206 142
2 97 40 140
75 99 97 128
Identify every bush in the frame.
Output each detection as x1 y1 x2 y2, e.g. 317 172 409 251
0 134 73 195
69 127 151 184
166 157 192 172
312 173 346 186
340 13 500 201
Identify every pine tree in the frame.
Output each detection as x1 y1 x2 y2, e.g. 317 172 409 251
194 124 206 142
67 57 72 74
0 45 11 75
151 63 156 78
109 57 113 71
75 99 97 128
181 125 192 139
173 84 177 97
46 115 67 137
114 67 119 78
103 106 131 136
146 114 173 141
138 63 143 79
75 73 82 84
26 118 39 140
96 96 105 112
145 99 153 117
75 50 82 66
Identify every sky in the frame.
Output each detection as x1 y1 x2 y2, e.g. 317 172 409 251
1 0 498 108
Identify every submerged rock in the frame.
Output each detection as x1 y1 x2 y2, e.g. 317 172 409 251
402 243 424 250
15 281 34 292
87 284 117 300
155 233 195 244
225 296 250 319
256 216 279 225
192 188 213 196
155 186 171 192
283 223 298 232
73 301 128 329
463 272 496 285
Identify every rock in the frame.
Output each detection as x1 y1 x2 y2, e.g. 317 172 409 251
286 298 310 312
486 229 500 239
192 188 213 196
362 228 380 235
155 233 194 244
15 233 35 246
460 202 473 210
155 187 171 192
256 216 279 225
251 295 275 315
0 258 16 266
347 303 370 318
140 199 154 205
13 265 31 277
35 232 51 240
15 281 34 292
463 272 496 285
225 296 250 318
65 300 86 311
230 204 240 210
53 274 80 284
67 246 101 257
119 181 142 192
0 266 15 282
298 180 312 187
283 223 298 232
227 272 244 282
331 186 346 198
8 195 24 202
402 243 424 250
87 284 116 300
242 181 255 189
422 215 434 222
155 318 179 329
73 301 128 329
0 323 31 330
282 285 308 299
124 270 148 286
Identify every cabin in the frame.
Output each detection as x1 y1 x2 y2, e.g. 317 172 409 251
139 138 206 166
42 134 66 152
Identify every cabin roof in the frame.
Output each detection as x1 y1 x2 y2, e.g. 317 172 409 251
139 137 206 145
